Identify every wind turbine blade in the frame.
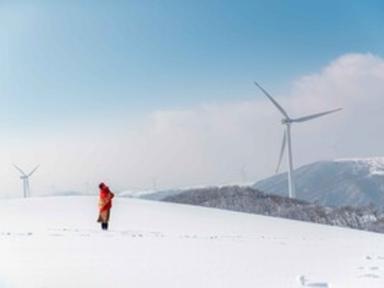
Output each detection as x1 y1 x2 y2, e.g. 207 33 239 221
291 108 342 123
254 81 290 119
28 165 40 177
13 164 27 176
275 131 287 174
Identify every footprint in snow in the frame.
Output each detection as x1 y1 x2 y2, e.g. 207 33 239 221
1 232 33 237
359 273 380 279
297 275 330 287
356 263 381 279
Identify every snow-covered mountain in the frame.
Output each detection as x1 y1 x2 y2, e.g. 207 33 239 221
1 196 384 287
254 158 384 211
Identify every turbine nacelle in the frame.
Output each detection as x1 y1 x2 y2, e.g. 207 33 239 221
281 118 291 125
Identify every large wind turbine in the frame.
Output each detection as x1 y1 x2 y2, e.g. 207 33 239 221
14 164 39 198
254 82 342 199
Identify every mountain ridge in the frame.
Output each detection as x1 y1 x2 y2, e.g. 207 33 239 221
254 158 384 210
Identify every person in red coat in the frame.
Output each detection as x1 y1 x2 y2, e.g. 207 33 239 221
97 182 115 230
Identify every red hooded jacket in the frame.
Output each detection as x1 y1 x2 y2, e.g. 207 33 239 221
99 184 114 212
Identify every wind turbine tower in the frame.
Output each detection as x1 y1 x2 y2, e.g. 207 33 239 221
254 82 342 199
14 164 39 198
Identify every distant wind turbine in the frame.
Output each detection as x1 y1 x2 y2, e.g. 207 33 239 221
14 164 39 198
254 81 342 198
240 165 248 183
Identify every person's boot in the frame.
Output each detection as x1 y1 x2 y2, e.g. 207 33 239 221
105 223 109 230
101 223 107 230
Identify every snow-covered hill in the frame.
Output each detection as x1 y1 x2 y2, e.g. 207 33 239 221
253 158 384 210
119 182 253 200
1 196 384 287
160 185 384 233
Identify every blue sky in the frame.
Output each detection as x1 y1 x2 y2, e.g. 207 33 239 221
1 0 383 127
1 1 384 194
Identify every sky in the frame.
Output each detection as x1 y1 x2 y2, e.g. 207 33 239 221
0 0 384 196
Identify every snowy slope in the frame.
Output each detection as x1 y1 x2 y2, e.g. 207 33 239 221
1 196 384 288
254 158 384 210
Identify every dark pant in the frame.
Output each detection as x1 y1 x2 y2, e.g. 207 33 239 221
101 222 109 230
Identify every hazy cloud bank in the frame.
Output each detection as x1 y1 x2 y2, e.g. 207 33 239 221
3 53 384 196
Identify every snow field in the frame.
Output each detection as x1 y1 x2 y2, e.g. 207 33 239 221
1 196 384 287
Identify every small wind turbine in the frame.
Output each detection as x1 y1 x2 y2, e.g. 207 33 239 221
240 165 248 183
152 177 158 191
254 81 342 199
14 164 39 198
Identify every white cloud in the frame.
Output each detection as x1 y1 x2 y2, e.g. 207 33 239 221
2 53 384 196
289 53 384 161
